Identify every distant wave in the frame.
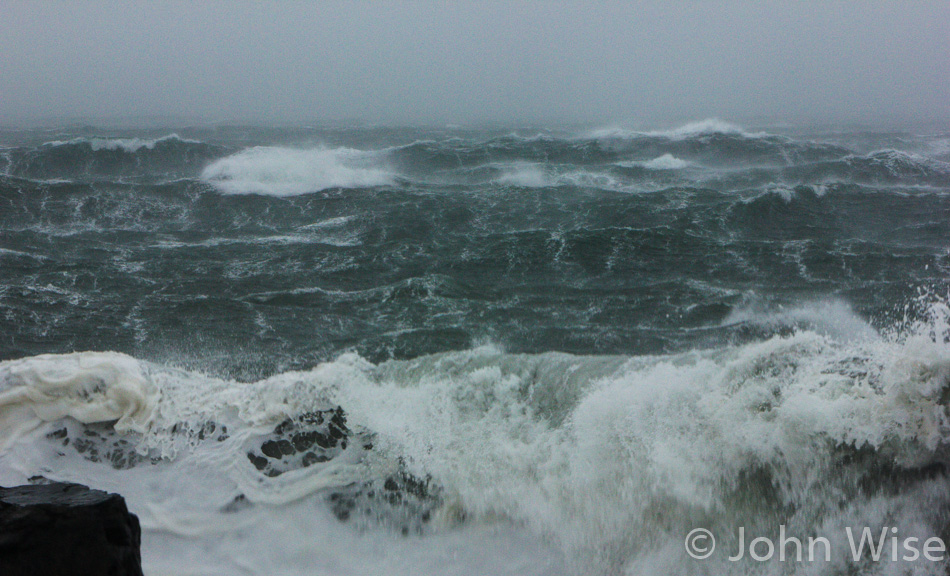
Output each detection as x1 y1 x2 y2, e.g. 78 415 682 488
586 118 761 140
616 153 691 170
4 134 224 181
851 149 950 178
784 149 950 186
645 118 759 138
43 133 202 153
490 162 622 190
201 146 396 196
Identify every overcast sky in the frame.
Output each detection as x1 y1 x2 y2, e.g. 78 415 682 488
1 1 948 127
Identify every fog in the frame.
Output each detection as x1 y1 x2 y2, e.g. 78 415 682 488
2 1 948 127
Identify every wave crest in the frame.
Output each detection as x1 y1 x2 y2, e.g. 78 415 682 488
587 118 759 140
43 133 202 153
201 146 396 196
5 134 223 181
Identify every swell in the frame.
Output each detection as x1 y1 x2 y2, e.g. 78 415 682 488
3 124 948 195
2 174 949 374
3 134 230 182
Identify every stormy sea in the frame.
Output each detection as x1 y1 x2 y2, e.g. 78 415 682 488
1 119 950 575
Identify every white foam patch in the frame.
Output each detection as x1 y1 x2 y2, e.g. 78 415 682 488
642 154 690 170
201 146 395 196
0 352 157 450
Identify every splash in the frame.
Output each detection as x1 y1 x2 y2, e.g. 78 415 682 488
2 300 950 575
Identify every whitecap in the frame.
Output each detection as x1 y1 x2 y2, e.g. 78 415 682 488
645 118 752 138
587 118 764 140
41 134 201 153
493 163 548 187
201 146 395 196
635 154 691 170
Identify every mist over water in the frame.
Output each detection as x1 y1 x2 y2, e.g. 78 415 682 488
2 1 949 126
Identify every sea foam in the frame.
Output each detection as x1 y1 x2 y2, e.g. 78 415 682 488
641 154 690 170
2 300 950 575
201 146 395 196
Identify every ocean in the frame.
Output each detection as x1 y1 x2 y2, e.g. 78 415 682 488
1 119 950 575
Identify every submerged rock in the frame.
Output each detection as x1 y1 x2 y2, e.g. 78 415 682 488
245 407 355 477
328 471 442 536
0 482 143 576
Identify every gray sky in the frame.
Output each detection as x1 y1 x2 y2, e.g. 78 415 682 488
2 1 948 127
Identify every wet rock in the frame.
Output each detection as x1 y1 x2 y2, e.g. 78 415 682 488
0 482 143 576
328 472 441 536
245 407 360 477
46 421 162 470
260 440 283 459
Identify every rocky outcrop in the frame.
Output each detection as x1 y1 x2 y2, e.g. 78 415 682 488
0 482 143 576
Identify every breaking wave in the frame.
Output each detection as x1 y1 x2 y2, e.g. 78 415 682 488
201 146 396 196
586 118 758 140
644 118 759 139
624 154 691 170
2 299 950 575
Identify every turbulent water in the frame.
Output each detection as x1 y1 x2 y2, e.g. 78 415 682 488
1 119 950 575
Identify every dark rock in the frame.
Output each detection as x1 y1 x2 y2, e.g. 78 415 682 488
260 440 283 459
313 432 332 449
247 452 269 471
327 472 442 535
244 406 362 477
0 482 143 576
302 452 329 466
47 421 161 470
